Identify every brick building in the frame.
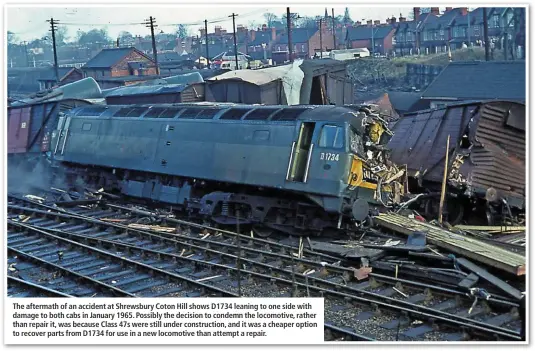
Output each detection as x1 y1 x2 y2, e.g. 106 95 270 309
274 23 335 61
345 21 395 55
81 47 157 79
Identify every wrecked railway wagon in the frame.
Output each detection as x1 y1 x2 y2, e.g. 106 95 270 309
388 100 525 225
7 98 97 167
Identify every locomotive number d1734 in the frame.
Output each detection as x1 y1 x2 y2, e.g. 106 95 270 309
320 152 339 161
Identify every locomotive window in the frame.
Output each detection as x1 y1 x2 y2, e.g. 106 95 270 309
113 107 136 117
76 107 107 116
144 107 167 118
244 108 280 120
319 125 344 149
178 108 202 119
220 108 249 120
271 108 308 121
196 109 220 119
159 108 182 118
126 107 148 117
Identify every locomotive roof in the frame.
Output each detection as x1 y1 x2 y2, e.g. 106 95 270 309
68 103 365 131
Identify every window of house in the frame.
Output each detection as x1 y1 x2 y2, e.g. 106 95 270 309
506 12 513 27
423 31 429 41
301 44 305 52
473 25 480 36
491 14 500 28
277 46 281 51
319 125 344 149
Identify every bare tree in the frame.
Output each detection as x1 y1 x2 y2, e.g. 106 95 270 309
263 13 278 27
7 31 17 44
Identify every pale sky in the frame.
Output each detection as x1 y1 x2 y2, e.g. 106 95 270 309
7 5 412 42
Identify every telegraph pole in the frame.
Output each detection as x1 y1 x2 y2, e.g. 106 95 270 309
22 41 30 67
229 13 239 70
46 18 60 83
331 8 336 49
204 19 210 68
319 18 323 58
287 7 293 63
144 16 160 75
483 8 490 61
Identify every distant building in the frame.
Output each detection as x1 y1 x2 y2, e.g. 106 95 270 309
81 47 158 80
37 67 84 90
345 23 395 55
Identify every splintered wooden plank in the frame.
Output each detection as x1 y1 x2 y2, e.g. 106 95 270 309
374 213 525 276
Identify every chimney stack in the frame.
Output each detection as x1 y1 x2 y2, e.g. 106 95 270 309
200 28 206 36
249 29 256 42
386 18 391 24
366 20 372 26
430 7 440 15
391 16 397 23
374 20 381 25
271 27 276 41
413 7 420 21
356 21 362 26
262 24 267 31
445 7 453 12
399 16 406 22
460 7 468 16
215 26 222 35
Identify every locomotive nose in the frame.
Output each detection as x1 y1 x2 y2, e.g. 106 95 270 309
351 198 370 221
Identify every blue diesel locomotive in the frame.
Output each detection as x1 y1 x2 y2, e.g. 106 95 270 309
51 103 403 236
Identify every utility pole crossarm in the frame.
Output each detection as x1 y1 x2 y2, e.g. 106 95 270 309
144 16 160 75
46 18 60 83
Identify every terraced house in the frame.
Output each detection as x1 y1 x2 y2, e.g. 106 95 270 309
393 7 525 57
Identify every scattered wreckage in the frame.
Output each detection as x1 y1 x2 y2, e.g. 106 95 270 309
387 100 525 226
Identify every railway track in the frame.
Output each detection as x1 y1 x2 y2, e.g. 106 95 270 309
7 199 524 341
8 276 73 298
7 220 235 298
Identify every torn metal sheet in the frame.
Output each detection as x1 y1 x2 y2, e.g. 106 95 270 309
388 100 525 208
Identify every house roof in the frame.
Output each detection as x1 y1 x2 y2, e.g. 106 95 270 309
83 47 153 69
422 61 525 101
278 28 317 44
249 31 272 46
37 67 77 82
423 8 464 30
346 25 394 41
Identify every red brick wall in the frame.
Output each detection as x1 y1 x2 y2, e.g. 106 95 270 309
307 29 335 57
111 50 157 77
350 39 370 49
382 30 395 54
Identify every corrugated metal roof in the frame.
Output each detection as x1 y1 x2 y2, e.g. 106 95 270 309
141 72 205 86
104 84 190 97
422 61 525 101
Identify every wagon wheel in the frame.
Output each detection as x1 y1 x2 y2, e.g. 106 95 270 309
424 197 464 225
252 224 274 238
